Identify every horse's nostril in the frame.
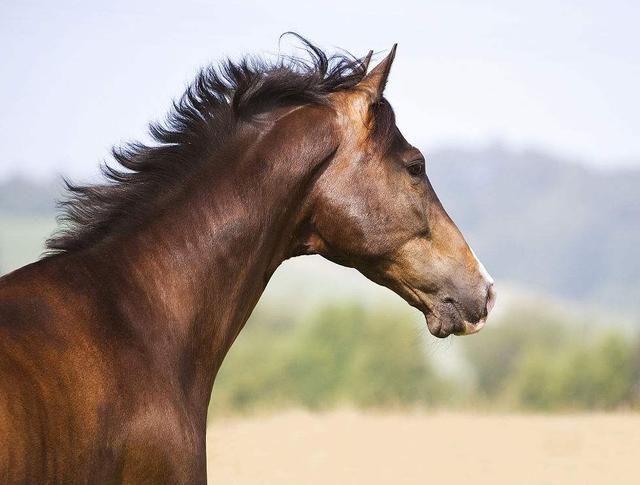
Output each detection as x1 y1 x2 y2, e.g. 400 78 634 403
486 284 497 315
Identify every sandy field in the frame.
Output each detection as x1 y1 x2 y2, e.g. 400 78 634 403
206 410 640 485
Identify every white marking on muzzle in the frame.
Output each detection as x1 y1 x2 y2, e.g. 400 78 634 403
470 247 494 286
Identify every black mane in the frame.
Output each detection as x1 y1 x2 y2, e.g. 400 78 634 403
46 36 370 255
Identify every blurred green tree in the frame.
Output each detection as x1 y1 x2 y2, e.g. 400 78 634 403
210 302 444 414
507 333 635 410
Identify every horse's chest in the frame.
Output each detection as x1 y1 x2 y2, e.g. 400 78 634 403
117 404 207 484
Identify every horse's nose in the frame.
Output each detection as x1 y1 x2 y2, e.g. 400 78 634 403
485 283 497 316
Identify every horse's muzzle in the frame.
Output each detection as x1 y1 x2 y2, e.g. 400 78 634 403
426 284 496 338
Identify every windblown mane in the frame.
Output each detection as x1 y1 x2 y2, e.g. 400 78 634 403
45 36 370 255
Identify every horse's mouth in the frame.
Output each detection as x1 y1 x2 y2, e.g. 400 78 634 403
414 294 486 339
425 311 487 338
390 279 488 339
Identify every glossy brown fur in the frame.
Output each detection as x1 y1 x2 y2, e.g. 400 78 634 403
0 38 494 484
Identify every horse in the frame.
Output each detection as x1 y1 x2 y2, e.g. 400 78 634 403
0 38 495 484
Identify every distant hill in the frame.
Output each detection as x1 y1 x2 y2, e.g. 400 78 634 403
0 177 58 273
0 176 58 215
1 147 639 313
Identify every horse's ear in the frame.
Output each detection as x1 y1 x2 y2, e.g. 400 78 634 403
357 44 397 103
361 50 374 72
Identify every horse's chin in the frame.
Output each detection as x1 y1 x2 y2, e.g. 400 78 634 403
423 301 487 338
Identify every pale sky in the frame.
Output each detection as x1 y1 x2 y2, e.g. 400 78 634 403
1 0 639 180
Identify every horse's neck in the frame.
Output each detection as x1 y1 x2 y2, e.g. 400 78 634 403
92 138 311 416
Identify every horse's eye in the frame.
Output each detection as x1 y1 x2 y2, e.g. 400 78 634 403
406 160 425 177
